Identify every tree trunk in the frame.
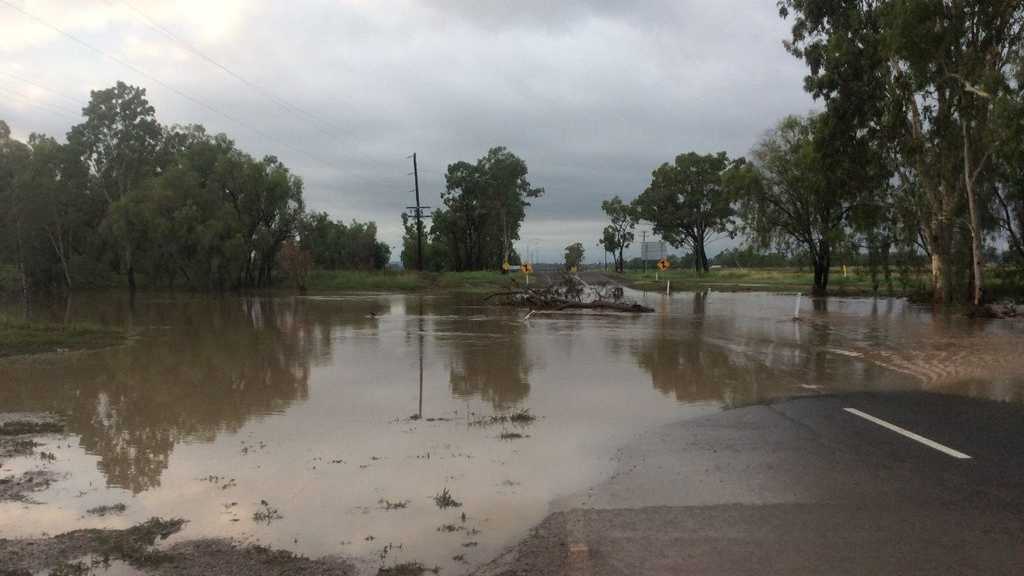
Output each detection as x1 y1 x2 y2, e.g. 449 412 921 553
812 241 830 296
963 122 985 307
926 207 954 305
617 246 624 273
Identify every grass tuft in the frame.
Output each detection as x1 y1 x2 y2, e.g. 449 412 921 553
432 487 461 509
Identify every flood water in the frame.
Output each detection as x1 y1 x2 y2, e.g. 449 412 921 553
1 290 1022 573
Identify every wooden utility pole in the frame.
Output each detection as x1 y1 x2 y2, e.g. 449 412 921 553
413 153 423 271
405 153 429 271
641 230 647 275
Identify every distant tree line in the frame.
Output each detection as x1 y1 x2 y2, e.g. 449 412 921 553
0 82 388 295
600 1 1024 304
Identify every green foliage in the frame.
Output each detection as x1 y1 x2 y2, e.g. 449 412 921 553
731 114 867 295
779 0 1024 303
0 83 390 293
563 242 585 270
300 212 390 271
427 147 543 271
633 151 735 273
598 196 637 272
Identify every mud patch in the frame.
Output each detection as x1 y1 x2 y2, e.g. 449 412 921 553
144 539 355 576
0 517 356 575
0 469 59 502
0 517 184 573
0 412 65 436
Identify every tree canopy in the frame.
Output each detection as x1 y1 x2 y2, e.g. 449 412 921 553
599 196 637 273
0 82 390 294
408 147 543 272
634 151 735 273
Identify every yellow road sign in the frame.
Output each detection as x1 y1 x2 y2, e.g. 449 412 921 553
657 257 670 272
522 263 533 274
502 260 511 272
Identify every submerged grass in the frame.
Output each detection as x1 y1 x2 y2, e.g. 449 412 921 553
306 270 427 291
305 270 515 293
469 408 536 427
0 316 126 358
621 267 930 296
377 562 440 576
432 487 461 509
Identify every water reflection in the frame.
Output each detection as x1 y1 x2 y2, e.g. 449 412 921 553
1 290 1021 500
633 291 763 406
448 320 531 408
0 298 338 492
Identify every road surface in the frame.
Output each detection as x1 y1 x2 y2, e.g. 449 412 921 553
476 392 1024 575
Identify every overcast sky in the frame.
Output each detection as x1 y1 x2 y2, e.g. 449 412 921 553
1 0 815 263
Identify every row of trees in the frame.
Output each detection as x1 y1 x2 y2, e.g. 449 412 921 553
600 1 1024 303
0 82 389 294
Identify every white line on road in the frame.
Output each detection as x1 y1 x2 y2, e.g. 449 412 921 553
843 407 972 460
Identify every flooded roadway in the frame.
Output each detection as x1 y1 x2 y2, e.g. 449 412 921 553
1 290 1022 574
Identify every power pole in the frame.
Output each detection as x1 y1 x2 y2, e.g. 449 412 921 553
405 153 429 271
413 153 423 271
641 230 647 275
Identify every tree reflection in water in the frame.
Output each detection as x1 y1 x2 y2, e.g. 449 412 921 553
0 296 384 493
448 320 531 409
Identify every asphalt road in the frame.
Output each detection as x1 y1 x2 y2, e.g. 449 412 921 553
476 392 1024 576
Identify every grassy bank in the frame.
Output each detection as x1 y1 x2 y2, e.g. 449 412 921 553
305 270 515 293
0 316 126 358
305 270 428 291
620 267 929 296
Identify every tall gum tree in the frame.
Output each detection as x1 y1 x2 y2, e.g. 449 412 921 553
779 0 1024 304
68 82 162 293
731 114 864 296
599 195 637 272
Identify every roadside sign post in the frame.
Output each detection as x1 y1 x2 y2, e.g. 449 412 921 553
642 240 667 278
657 257 671 293
522 262 533 287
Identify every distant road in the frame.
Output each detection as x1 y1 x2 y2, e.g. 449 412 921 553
477 392 1024 575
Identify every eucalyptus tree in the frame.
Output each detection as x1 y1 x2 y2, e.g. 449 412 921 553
67 82 162 292
779 0 1024 304
564 242 585 270
731 114 864 296
598 196 637 272
432 147 543 271
633 151 735 273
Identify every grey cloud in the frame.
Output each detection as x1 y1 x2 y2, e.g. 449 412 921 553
0 0 813 261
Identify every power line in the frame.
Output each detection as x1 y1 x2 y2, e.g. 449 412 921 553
0 0 342 174
111 0 351 141
0 85 79 121
0 70 84 109
112 0 414 183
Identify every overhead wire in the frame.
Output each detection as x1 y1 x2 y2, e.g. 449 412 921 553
0 70 85 109
0 85 80 121
110 0 411 183
0 0 352 176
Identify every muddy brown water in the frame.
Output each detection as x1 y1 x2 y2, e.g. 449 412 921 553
1 290 1022 574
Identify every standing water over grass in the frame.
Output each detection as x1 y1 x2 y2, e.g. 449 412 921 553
1 290 1022 573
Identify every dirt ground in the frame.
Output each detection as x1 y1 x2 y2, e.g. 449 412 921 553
0 519 356 575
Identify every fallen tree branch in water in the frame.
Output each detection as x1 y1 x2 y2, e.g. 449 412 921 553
485 273 653 313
